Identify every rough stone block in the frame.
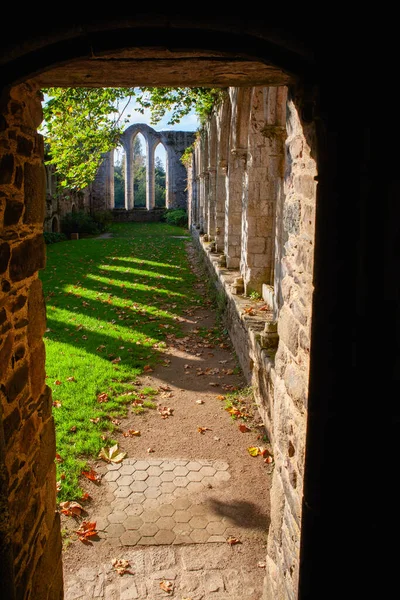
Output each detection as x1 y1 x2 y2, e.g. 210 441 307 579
0 154 14 184
4 199 24 227
5 361 29 402
9 236 46 282
33 417 56 486
27 278 46 345
0 241 10 274
23 162 46 224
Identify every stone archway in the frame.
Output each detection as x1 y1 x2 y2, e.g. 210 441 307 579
51 215 59 232
0 15 382 600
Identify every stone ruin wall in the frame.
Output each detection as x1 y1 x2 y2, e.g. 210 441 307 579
0 82 63 599
188 86 317 600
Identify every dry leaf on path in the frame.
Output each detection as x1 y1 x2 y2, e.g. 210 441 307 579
158 406 174 418
98 444 127 464
123 430 141 437
159 580 174 593
147 447 155 453
238 424 251 433
81 468 101 482
76 521 97 543
198 427 211 434
111 558 132 576
227 536 241 545
59 501 84 517
196 399 204 404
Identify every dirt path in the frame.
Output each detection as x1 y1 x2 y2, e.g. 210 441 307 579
61 241 273 600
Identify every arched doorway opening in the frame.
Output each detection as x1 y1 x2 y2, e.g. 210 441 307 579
132 132 147 208
154 141 167 208
51 215 59 232
113 144 126 208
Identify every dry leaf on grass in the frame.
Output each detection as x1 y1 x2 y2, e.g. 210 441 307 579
159 580 174 593
97 392 109 403
111 357 121 364
66 376 76 382
52 401 62 408
54 380 62 385
111 558 132 576
143 365 153 372
98 444 127 464
55 453 63 463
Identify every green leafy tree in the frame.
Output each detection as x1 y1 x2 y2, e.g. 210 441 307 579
41 87 135 190
155 157 166 207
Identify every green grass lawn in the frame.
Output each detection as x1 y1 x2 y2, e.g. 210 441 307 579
40 222 201 501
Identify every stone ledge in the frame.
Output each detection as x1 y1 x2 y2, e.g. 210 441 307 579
191 228 277 437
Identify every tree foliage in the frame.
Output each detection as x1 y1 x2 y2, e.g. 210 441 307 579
42 88 135 190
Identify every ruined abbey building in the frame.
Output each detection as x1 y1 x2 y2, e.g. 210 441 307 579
0 13 392 600
44 123 195 231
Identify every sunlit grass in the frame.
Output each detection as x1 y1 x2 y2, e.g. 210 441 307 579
40 221 202 500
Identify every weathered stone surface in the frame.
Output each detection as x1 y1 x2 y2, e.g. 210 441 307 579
3 407 21 446
27 278 46 345
0 241 10 274
4 199 24 226
0 154 14 184
5 361 29 402
0 331 14 370
23 162 45 224
33 417 56 486
31 513 63 600
16 135 33 157
9 236 46 282
29 340 45 400
7 293 26 313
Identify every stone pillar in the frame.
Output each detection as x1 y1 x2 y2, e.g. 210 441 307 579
241 87 287 296
207 168 217 238
0 82 63 600
146 142 155 210
124 142 133 209
224 148 246 268
215 160 227 252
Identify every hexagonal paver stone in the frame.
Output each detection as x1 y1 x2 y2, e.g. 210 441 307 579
108 511 127 524
186 461 202 472
173 523 192 536
139 522 159 537
174 477 189 488
130 481 147 493
125 516 143 530
146 476 162 487
190 529 210 543
206 521 227 535
119 530 141 546
135 461 150 471
125 504 144 517
130 493 146 504
214 470 231 482
159 504 176 517
143 498 160 510
199 466 216 477
174 497 191 511
187 482 204 493
213 460 229 471
189 516 209 530
208 535 227 543
187 470 203 482
144 487 161 499
173 460 189 466
160 471 175 482
188 504 207 516
173 466 188 477
174 511 191 523
119 464 135 475
156 516 176 530
110 498 130 511
155 530 176 544
161 461 175 471
142 509 161 523
138 536 157 545
118 475 134 487
173 487 188 499
104 470 121 482
147 465 162 477
106 523 126 538
115 486 132 498
161 482 176 494
133 470 148 481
